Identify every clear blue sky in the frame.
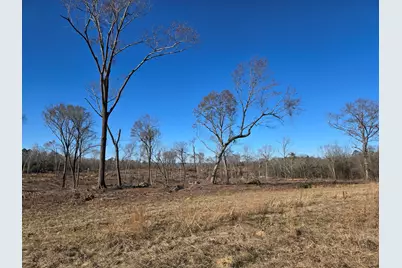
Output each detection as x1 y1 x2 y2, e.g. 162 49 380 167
22 0 378 158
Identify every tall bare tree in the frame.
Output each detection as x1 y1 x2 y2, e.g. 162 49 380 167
328 99 379 180
43 104 76 188
61 0 198 188
194 58 300 183
131 114 160 185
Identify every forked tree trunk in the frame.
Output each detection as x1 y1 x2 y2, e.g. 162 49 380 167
108 128 122 187
211 144 228 184
115 146 122 187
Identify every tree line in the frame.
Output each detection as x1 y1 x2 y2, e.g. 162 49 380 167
22 136 379 187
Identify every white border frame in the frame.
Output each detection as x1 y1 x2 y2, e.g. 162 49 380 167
0 0 400 267
379 0 402 267
0 0 22 266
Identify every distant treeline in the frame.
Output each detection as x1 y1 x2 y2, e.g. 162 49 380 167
22 145 379 182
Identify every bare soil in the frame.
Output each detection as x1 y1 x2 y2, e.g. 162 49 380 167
22 174 378 268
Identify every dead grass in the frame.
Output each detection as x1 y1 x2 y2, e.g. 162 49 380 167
23 181 378 268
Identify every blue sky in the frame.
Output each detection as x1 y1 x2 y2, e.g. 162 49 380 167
22 0 378 158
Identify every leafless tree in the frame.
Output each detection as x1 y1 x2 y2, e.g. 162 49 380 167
196 152 205 176
194 58 300 183
76 129 97 185
189 138 198 176
43 140 61 178
279 137 291 178
22 149 32 174
43 104 76 188
61 0 198 188
131 114 160 184
174 142 188 184
242 145 255 180
122 143 136 180
328 99 379 180
194 89 236 183
69 105 96 188
155 148 176 186
320 144 346 180
258 144 274 180
108 127 122 187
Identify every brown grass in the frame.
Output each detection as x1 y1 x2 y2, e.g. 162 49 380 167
23 181 378 268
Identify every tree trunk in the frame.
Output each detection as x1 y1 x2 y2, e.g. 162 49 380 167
148 156 152 185
98 108 108 189
223 153 229 185
62 155 68 188
363 153 369 180
69 153 77 189
362 142 369 180
329 162 336 180
115 146 122 187
265 161 268 180
76 156 81 187
192 148 197 179
211 162 220 184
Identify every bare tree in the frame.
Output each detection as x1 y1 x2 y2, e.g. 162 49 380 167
194 58 300 183
174 142 188 184
108 127 122 187
196 152 205 177
122 143 136 180
155 148 176 186
242 145 255 180
258 144 274 180
43 104 76 188
131 114 160 185
328 99 379 180
61 0 198 188
320 144 344 180
279 137 291 178
189 138 198 177
43 140 61 178
69 105 95 188
76 129 97 186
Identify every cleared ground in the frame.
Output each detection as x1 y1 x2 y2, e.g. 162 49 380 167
23 176 378 268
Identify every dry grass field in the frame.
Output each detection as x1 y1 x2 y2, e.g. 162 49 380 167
22 176 378 268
